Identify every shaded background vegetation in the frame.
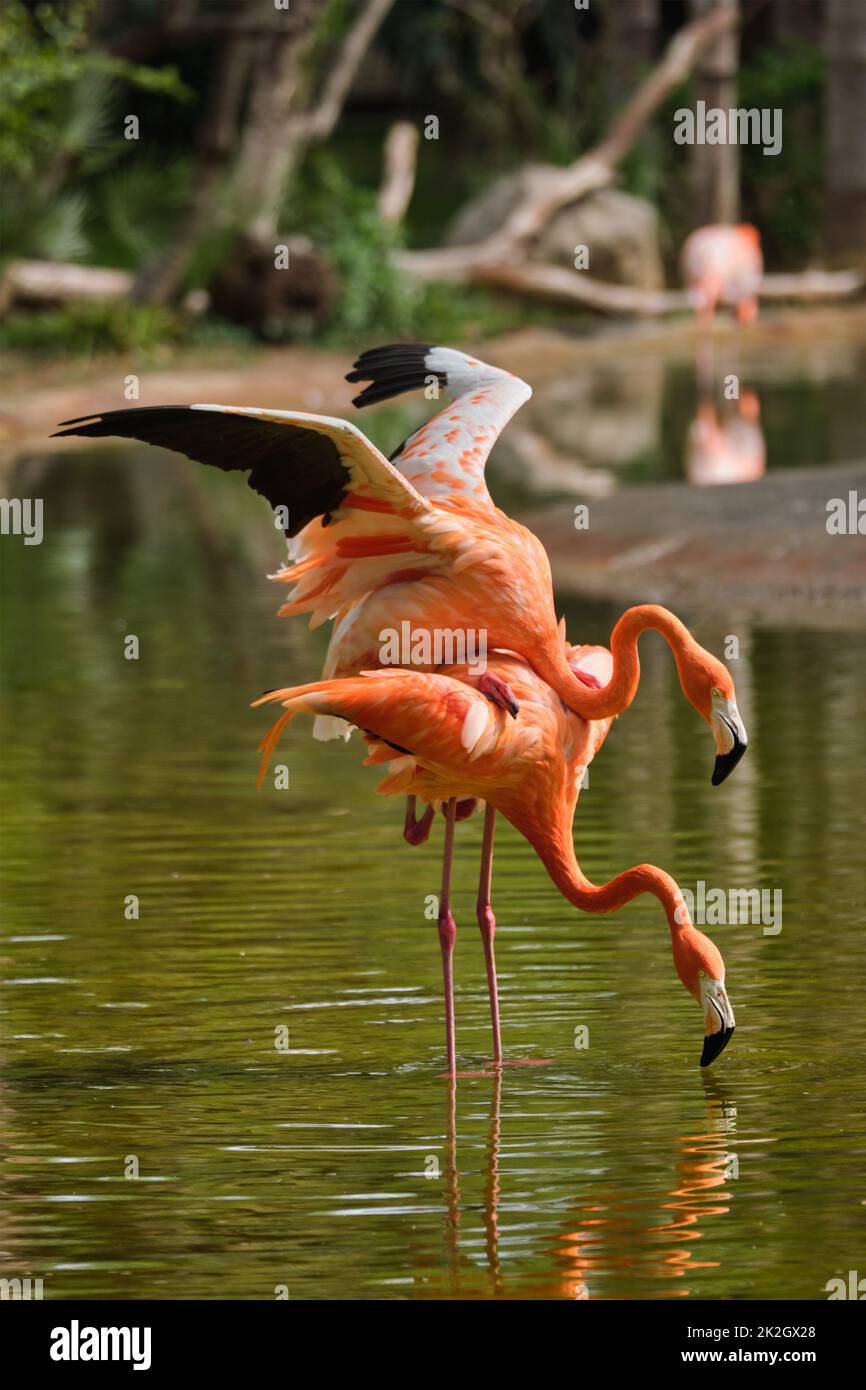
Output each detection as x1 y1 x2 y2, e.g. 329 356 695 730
1 0 861 358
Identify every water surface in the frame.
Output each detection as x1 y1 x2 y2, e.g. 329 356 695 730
1 434 864 1301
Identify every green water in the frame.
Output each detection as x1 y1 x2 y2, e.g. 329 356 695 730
1 447 865 1301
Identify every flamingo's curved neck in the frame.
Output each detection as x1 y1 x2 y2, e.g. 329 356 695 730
516 807 694 942
547 604 697 720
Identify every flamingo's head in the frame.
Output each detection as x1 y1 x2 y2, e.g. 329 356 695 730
677 647 748 786
674 926 736 1067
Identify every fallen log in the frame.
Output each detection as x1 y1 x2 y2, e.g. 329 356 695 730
470 263 864 316
0 260 132 313
472 263 688 315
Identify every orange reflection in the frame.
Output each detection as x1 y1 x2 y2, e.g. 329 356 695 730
430 1072 738 1300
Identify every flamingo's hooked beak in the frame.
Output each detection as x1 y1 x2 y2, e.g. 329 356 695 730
710 692 748 786
700 976 735 1067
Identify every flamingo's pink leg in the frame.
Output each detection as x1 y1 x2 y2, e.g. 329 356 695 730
476 803 502 1064
404 794 435 846
438 797 458 1076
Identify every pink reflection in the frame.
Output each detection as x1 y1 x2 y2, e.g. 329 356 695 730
686 391 766 486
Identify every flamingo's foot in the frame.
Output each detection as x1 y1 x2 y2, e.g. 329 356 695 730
477 672 520 718
439 797 477 822
404 802 435 845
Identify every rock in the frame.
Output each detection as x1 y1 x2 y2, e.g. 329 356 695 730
446 165 665 291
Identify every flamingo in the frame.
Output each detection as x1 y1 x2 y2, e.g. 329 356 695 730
53 344 748 765
681 224 763 325
253 644 737 1074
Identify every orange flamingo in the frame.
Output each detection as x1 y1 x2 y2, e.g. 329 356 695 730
52 346 748 756
253 643 737 1074
681 224 763 325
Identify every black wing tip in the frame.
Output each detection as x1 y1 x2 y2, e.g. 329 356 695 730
346 342 445 409
53 414 106 435
53 405 199 438
347 341 434 375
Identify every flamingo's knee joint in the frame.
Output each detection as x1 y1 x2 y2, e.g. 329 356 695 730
437 910 457 951
476 904 496 939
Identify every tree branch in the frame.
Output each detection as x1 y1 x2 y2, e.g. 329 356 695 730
397 1 740 281
303 0 396 144
377 121 419 224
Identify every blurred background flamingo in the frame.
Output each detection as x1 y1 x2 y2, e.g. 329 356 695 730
681 223 763 326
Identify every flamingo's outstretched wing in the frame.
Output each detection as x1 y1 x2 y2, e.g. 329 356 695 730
52 405 430 537
347 343 531 510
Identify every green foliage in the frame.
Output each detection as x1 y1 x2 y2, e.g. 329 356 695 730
0 1 189 178
0 300 184 357
0 0 190 265
288 157 416 340
96 158 188 264
30 190 91 262
285 155 549 346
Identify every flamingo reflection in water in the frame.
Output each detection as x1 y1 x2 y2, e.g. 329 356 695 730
423 1075 739 1300
686 391 766 487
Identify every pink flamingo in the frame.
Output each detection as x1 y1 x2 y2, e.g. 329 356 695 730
681 224 763 325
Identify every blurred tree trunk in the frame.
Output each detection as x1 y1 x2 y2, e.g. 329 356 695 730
824 0 866 257
230 0 320 243
233 0 395 242
688 0 740 226
131 23 256 305
133 0 394 306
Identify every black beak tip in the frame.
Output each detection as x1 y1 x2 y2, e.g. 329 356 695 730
712 739 747 786
700 1026 734 1068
